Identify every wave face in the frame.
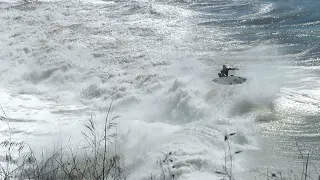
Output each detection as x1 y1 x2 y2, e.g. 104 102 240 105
0 0 319 179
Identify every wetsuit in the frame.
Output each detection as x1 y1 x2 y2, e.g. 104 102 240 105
218 67 238 77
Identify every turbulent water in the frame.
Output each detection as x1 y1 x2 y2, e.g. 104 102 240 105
0 0 319 179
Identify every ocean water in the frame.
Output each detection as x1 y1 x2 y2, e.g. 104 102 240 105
0 0 319 179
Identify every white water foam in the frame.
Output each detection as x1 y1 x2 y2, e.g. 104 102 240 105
0 0 305 179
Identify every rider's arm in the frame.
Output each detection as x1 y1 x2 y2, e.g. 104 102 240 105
228 68 239 70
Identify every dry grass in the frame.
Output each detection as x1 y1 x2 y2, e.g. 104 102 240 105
214 132 243 180
0 103 127 180
250 139 320 180
1 102 320 180
152 152 175 180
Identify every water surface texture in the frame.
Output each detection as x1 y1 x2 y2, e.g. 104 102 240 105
0 0 319 179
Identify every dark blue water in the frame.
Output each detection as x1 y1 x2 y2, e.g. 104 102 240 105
185 0 320 64
177 0 320 176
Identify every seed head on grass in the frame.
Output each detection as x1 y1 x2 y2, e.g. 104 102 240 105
234 151 243 155
225 133 236 141
0 102 127 180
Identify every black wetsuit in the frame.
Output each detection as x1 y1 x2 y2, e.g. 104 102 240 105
221 69 229 77
218 68 237 77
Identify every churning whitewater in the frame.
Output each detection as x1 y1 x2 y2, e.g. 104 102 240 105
0 0 320 179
